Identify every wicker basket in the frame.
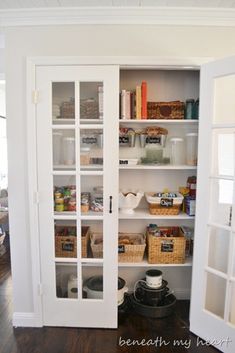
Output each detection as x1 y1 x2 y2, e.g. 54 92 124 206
146 192 184 215
55 225 89 258
147 227 186 264
90 232 103 258
90 232 146 262
81 226 90 258
118 233 146 263
147 101 185 120
80 99 99 120
55 235 77 258
60 100 75 119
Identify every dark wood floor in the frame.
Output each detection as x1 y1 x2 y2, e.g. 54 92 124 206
0 247 219 353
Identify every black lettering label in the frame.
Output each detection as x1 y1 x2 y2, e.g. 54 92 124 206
119 136 130 144
161 240 174 253
62 242 74 252
146 136 161 144
160 198 173 207
118 245 125 253
82 137 97 144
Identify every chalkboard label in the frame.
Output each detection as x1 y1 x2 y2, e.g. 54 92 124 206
119 136 129 144
119 160 128 165
62 242 74 252
118 245 125 253
82 137 97 144
161 240 174 253
146 136 161 144
160 198 173 207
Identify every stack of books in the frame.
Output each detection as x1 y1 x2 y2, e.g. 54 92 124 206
120 81 147 120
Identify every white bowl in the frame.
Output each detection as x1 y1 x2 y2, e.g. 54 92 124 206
119 191 144 214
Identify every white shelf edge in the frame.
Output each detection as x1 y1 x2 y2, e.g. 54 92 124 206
119 209 195 220
119 119 199 124
119 165 197 170
118 257 193 267
55 257 193 267
53 170 76 175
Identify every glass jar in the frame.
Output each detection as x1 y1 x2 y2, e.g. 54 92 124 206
185 99 194 120
145 144 163 164
80 147 90 165
170 137 185 165
186 133 198 166
91 186 103 212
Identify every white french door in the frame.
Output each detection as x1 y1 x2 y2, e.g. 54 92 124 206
190 57 235 352
36 65 119 327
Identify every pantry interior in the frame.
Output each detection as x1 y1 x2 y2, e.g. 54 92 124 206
46 64 200 325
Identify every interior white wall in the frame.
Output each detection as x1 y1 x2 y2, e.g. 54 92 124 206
5 24 235 317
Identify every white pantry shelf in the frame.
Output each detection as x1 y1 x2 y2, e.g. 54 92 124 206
119 209 195 220
119 164 197 170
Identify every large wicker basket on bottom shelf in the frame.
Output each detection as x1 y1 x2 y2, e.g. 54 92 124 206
90 232 146 262
147 227 186 264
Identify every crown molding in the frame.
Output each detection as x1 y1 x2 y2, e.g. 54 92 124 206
0 6 235 27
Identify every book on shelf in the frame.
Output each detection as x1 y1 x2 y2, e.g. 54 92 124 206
120 81 148 120
141 81 147 119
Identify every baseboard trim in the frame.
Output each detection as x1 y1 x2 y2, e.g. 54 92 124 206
12 312 42 327
174 288 191 300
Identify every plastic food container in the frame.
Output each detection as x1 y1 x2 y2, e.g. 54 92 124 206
170 137 185 165
63 137 75 165
186 133 198 166
145 145 163 164
53 132 62 165
80 148 90 165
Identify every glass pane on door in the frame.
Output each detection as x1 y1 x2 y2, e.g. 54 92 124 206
81 220 103 259
80 82 103 122
205 272 226 319
211 129 235 177
207 227 230 274
53 175 76 214
53 129 75 170
80 128 103 170
55 220 77 259
82 266 103 300
80 176 103 216
56 263 78 299
229 282 235 325
210 179 233 226
213 74 235 124
52 82 75 123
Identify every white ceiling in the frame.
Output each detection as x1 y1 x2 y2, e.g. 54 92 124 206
1 0 235 9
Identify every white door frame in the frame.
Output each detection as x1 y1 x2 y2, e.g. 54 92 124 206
26 55 211 327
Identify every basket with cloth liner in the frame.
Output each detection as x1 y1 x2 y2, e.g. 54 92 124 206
145 192 184 215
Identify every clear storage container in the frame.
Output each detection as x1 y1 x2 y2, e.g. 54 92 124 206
170 137 185 165
63 137 75 165
186 133 198 166
53 132 62 165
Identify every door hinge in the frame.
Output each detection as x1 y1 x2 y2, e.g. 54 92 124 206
34 191 40 204
33 90 39 104
38 283 43 296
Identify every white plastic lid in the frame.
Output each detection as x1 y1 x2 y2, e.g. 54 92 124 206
170 138 184 142
81 147 90 152
186 133 198 137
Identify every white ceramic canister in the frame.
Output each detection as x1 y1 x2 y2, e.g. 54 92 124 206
145 269 163 288
68 274 78 298
53 132 62 165
63 137 75 165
